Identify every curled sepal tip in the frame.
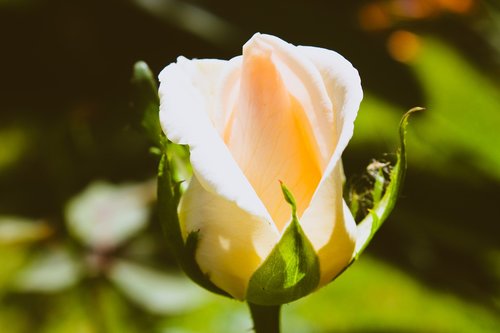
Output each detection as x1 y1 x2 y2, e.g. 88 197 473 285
131 61 166 149
246 183 320 305
353 107 423 259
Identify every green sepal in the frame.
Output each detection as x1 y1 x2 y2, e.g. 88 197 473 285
130 61 166 149
158 152 230 298
353 107 422 258
246 182 320 305
371 167 385 204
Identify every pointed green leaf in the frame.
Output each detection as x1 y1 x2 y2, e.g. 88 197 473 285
246 183 320 305
370 166 386 204
157 152 230 297
354 107 422 258
130 61 166 149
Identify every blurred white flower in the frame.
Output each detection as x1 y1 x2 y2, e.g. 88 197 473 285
109 260 210 314
65 180 154 251
12 247 82 293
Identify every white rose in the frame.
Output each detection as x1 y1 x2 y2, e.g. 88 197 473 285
159 33 363 300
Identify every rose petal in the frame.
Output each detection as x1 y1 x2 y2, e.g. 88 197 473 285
159 57 273 224
300 163 358 286
173 57 228 127
298 45 363 164
159 57 279 298
224 36 323 231
179 177 279 299
298 45 363 285
256 34 337 167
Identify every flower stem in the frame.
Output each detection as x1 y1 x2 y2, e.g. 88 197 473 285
248 302 282 333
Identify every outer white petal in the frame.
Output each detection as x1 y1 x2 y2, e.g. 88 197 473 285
172 57 228 126
158 57 272 223
297 45 363 286
158 57 279 298
180 177 279 299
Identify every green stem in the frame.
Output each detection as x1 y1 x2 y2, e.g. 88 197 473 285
80 277 107 333
248 302 282 333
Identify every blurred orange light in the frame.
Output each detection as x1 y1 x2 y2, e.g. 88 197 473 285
387 30 421 63
359 3 392 31
390 0 440 19
437 0 474 14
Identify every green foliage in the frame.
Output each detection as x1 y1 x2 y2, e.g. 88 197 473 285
353 108 421 258
246 183 320 305
411 39 500 181
287 256 500 333
353 38 500 183
131 61 165 149
1 4 499 330
157 256 500 333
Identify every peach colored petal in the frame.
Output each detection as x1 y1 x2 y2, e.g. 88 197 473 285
297 45 363 285
179 177 279 299
224 36 322 231
158 58 280 298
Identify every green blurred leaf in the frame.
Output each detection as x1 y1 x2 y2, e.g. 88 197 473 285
0 126 31 174
76 281 136 333
371 166 385 204
39 293 94 333
0 304 30 333
354 108 420 258
354 40 500 182
130 0 240 47
0 246 30 293
351 94 401 149
246 183 320 305
131 61 165 149
289 256 500 333
410 38 500 180
155 256 500 332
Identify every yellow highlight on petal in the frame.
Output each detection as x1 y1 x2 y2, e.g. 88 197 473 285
224 41 322 232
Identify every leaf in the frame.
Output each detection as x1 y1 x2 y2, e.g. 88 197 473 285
354 108 421 258
157 152 230 297
246 183 320 305
411 39 500 180
370 167 386 204
353 40 500 182
130 61 165 149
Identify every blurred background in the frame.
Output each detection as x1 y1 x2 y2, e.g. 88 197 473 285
0 0 499 332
